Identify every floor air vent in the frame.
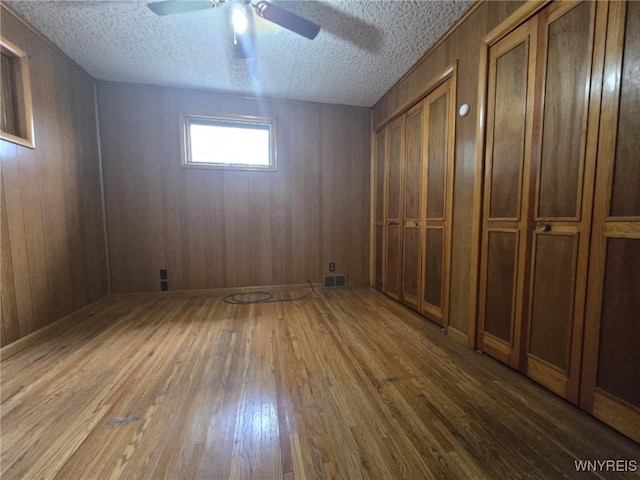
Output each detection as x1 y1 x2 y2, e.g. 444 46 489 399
323 274 347 288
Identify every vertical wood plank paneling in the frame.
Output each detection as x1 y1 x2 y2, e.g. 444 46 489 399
25 29 57 325
448 9 486 340
0 6 108 347
97 87 124 292
290 103 322 284
322 106 371 283
0 161 20 345
99 83 370 292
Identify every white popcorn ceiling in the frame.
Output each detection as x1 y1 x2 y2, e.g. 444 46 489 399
5 0 473 107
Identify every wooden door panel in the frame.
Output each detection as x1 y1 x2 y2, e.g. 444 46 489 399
479 18 536 368
524 0 603 404
483 230 518 345
594 3 640 414
385 224 401 298
374 131 386 290
596 238 640 409
374 225 384 289
581 1 640 442
609 0 640 218
387 122 403 221
528 233 578 373
402 227 420 307
404 109 423 221
420 79 455 327
423 227 443 315
385 118 404 298
488 41 529 220
537 1 593 220
426 94 447 220
374 132 386 223
401 105 423 308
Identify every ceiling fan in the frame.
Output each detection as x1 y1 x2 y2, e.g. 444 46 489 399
147 0 321 40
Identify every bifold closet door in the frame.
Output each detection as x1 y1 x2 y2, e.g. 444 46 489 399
420 80 455 326
478 18 537 368
479 1 604 391
400 104 424 309
524 0 604 403
384 117 405 300
581 0 640 443
373 130 386 291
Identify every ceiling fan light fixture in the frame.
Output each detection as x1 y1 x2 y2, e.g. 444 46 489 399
232 6 249 35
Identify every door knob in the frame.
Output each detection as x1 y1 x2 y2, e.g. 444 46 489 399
536 223 552 232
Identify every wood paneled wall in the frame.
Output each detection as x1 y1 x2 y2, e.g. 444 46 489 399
372 1 525 342
0 6 108 347
98 82 371 293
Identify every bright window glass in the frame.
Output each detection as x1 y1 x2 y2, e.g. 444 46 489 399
183 115 276 171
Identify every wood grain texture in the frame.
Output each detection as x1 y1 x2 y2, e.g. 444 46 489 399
536 1 592 220
400 104 423 308
522 0 605 405
373 1 525 339
2 288 638 479
580 1 640 443
373 130 386 290
383 117 405 300
478 17 537 369
482 230 518 344
527 233 578 372
488 41 528 220
609 0 640 218
420 79 456 328
0 6 108 347
98 82 371 293
478 1 604 401
423 227 443 311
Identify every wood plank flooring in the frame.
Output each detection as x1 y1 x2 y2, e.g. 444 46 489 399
1 287 638 479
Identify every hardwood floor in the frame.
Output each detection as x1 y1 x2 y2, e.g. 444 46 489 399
1 287 638 479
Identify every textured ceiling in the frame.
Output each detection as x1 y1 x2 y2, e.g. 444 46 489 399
4 0 473 107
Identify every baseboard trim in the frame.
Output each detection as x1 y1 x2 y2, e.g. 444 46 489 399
110 281 370 300
1 297 110 361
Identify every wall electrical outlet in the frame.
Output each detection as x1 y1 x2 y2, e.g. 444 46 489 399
329 262 335 272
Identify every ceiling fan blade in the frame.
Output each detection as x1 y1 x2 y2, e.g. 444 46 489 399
147 1 218 16
253 1 320 40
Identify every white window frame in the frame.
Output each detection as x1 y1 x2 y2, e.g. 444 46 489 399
180 112 277 171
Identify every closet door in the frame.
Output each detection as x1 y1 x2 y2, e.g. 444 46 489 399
384 117 405 300
478 18 537 368
524 0 605 403
401 104 424 309
581 0 640 443
373 130 386 291
420 80 455 326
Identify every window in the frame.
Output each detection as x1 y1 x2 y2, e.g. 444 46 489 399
181 113 276 171
1 37 34 148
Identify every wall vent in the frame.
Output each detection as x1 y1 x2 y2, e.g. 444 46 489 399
323 274 347 288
